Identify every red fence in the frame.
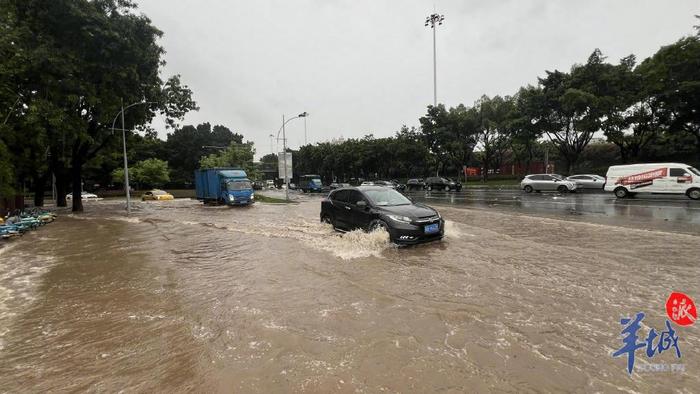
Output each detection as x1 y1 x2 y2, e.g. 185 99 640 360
464 162 554 177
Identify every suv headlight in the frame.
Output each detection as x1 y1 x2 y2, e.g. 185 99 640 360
229 195 235 201
435 210 441 219
387 214 412 223
251 193 255 199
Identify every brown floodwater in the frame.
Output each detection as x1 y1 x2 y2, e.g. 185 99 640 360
0 195 698 392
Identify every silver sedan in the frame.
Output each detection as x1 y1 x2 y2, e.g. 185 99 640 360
566 174 606 189
521 174 577 193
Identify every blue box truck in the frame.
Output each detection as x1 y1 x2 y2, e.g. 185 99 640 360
194 168 254 205
298 174 323 193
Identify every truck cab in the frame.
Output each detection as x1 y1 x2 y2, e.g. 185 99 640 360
195 168 255 205
221 177 254 205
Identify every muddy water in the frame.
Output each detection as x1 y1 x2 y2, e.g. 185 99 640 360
0 196 698 392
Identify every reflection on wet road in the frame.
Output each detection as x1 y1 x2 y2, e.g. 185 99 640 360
0 195 698 392
405 188 700 234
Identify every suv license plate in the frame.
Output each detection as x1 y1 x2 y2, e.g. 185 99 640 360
424 223 439 234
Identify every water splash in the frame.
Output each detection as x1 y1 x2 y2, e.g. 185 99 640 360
307 226 392 260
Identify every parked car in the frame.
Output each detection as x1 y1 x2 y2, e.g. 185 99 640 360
65 191 100 200
566 174 606 189
521 174 577 193
141 189 174 201
373 180 396 189
329 182 351 190
252 181 264 190
360 181 375 186
265 180 275 189
604 163 700 200
320 186 444 245
390 180 407 191
406 178 425 190
424 177 462 191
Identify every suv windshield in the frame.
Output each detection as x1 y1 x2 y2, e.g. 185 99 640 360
227 180 252 191
550 174 565 180
364 189 411 206
689 167 700 176
311 178 322 185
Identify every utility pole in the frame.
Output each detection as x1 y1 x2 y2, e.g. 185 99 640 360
276 112 307 201
304 116 307 146
111 100 157 215
282 114 288 201
120 99 131 215
425 13 445 107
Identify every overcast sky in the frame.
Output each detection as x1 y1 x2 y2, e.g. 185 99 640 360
137 0 699 158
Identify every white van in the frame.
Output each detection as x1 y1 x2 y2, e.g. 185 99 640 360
604 163 700 200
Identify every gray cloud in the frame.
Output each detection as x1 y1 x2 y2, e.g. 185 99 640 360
137 0 699 157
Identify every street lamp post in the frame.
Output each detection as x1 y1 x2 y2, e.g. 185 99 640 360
425 13 445 107
110 100 157 215
277 112 307 201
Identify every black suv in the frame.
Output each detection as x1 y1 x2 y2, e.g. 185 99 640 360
424 177 462 191
320 186 444 245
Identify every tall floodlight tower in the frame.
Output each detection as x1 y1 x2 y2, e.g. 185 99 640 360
425 13 445 107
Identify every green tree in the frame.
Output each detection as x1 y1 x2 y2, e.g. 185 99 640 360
600 55 663 163
638 36 700 162
199 141 258 178
2 0 197 211
165 123 242 184
508 86 545 173
535 51 611 174
474 95 515 181
111 158 170 189
135 158 170 187
419 104 479 178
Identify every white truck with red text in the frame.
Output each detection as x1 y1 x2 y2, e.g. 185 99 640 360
605 163 700 200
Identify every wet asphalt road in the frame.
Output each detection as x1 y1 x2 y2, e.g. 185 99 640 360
400 188 700 235
1 194 699 391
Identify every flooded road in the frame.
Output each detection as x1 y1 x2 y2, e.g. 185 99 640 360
0 195 698 392
406 188 700 235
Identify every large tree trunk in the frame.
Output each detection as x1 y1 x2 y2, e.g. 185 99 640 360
565 156 575 175
55 171 68 207
49 145 68 207
482 153 490 182
71 158 84 212
32 172 48 207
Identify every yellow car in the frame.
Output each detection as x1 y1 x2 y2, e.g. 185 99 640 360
142 189 174 201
